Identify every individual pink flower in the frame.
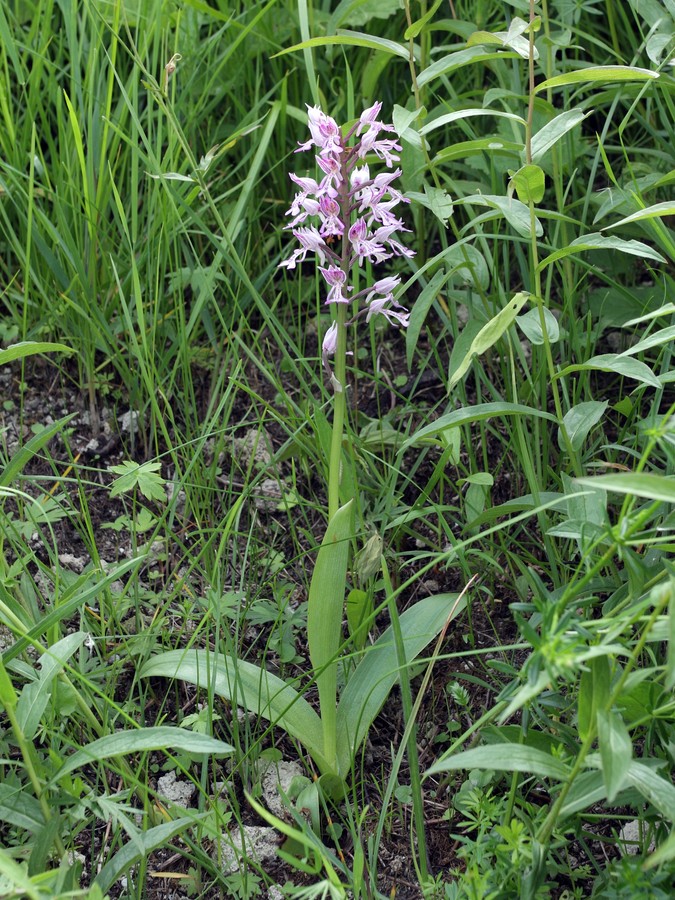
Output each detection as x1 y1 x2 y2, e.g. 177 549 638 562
298 106 343 157
319 266 351 304
279 225 328 269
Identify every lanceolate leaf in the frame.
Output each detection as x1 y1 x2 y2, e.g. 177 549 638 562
534 65 658 94
597 710 632 802
427 744 571 781
51 726 233 782
575 473 675 504
537 233 666 271
530 109 590 161
140 651 328 772
95 815 207 894
337 593 465 777
0 341 73 367
307 500 353 773
556 354 661 388
448 292 530 390
404 402 558 448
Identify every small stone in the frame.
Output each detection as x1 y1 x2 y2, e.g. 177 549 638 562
233 429 273 470
157 772 195 809
213 825 280 874
619 819 655 855
58 553 88 573
260 760 305 820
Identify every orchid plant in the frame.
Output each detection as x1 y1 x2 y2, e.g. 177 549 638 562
141 104 464 782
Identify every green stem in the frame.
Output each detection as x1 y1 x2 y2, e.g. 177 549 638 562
328 302 348 520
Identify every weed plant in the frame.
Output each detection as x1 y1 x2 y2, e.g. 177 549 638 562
1 0 674 897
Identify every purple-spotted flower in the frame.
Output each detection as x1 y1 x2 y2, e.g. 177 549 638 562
279 103 415 386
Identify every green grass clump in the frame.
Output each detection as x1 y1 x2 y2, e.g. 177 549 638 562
1 0 674 897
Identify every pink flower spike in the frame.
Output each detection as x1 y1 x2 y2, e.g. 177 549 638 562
319 266 351 304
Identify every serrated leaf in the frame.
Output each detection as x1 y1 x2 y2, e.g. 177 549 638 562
427 744 570 780
109 460 167 503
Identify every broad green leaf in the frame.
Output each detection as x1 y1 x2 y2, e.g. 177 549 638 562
417 47 519 87
448 292 530 390
404 402 558 448
534 65 658 94
419 108 526 134
509 164 545 204
406 185 454 226
16 631 87 741
427 744 570 781
560 770 607 817
597 710 632 802
556 354 661 388
0 785 44 833
530 109 590 162
95 815 205 894
392 105 423 138
467 16 538 59
606 201 675 229
273 31 411 62
140 651 327 772
0 341 73 367
307 501 353 772
618 324 675 357
337 593 465 777
625 761 675 821
329 0 400 28
406 269 451 368
516 307 560 345
435 138 524 163
577 656 610 743
461 194 542 237
52 727 233 782
559 401 608 452
538 232 666 271
575 473 675 504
